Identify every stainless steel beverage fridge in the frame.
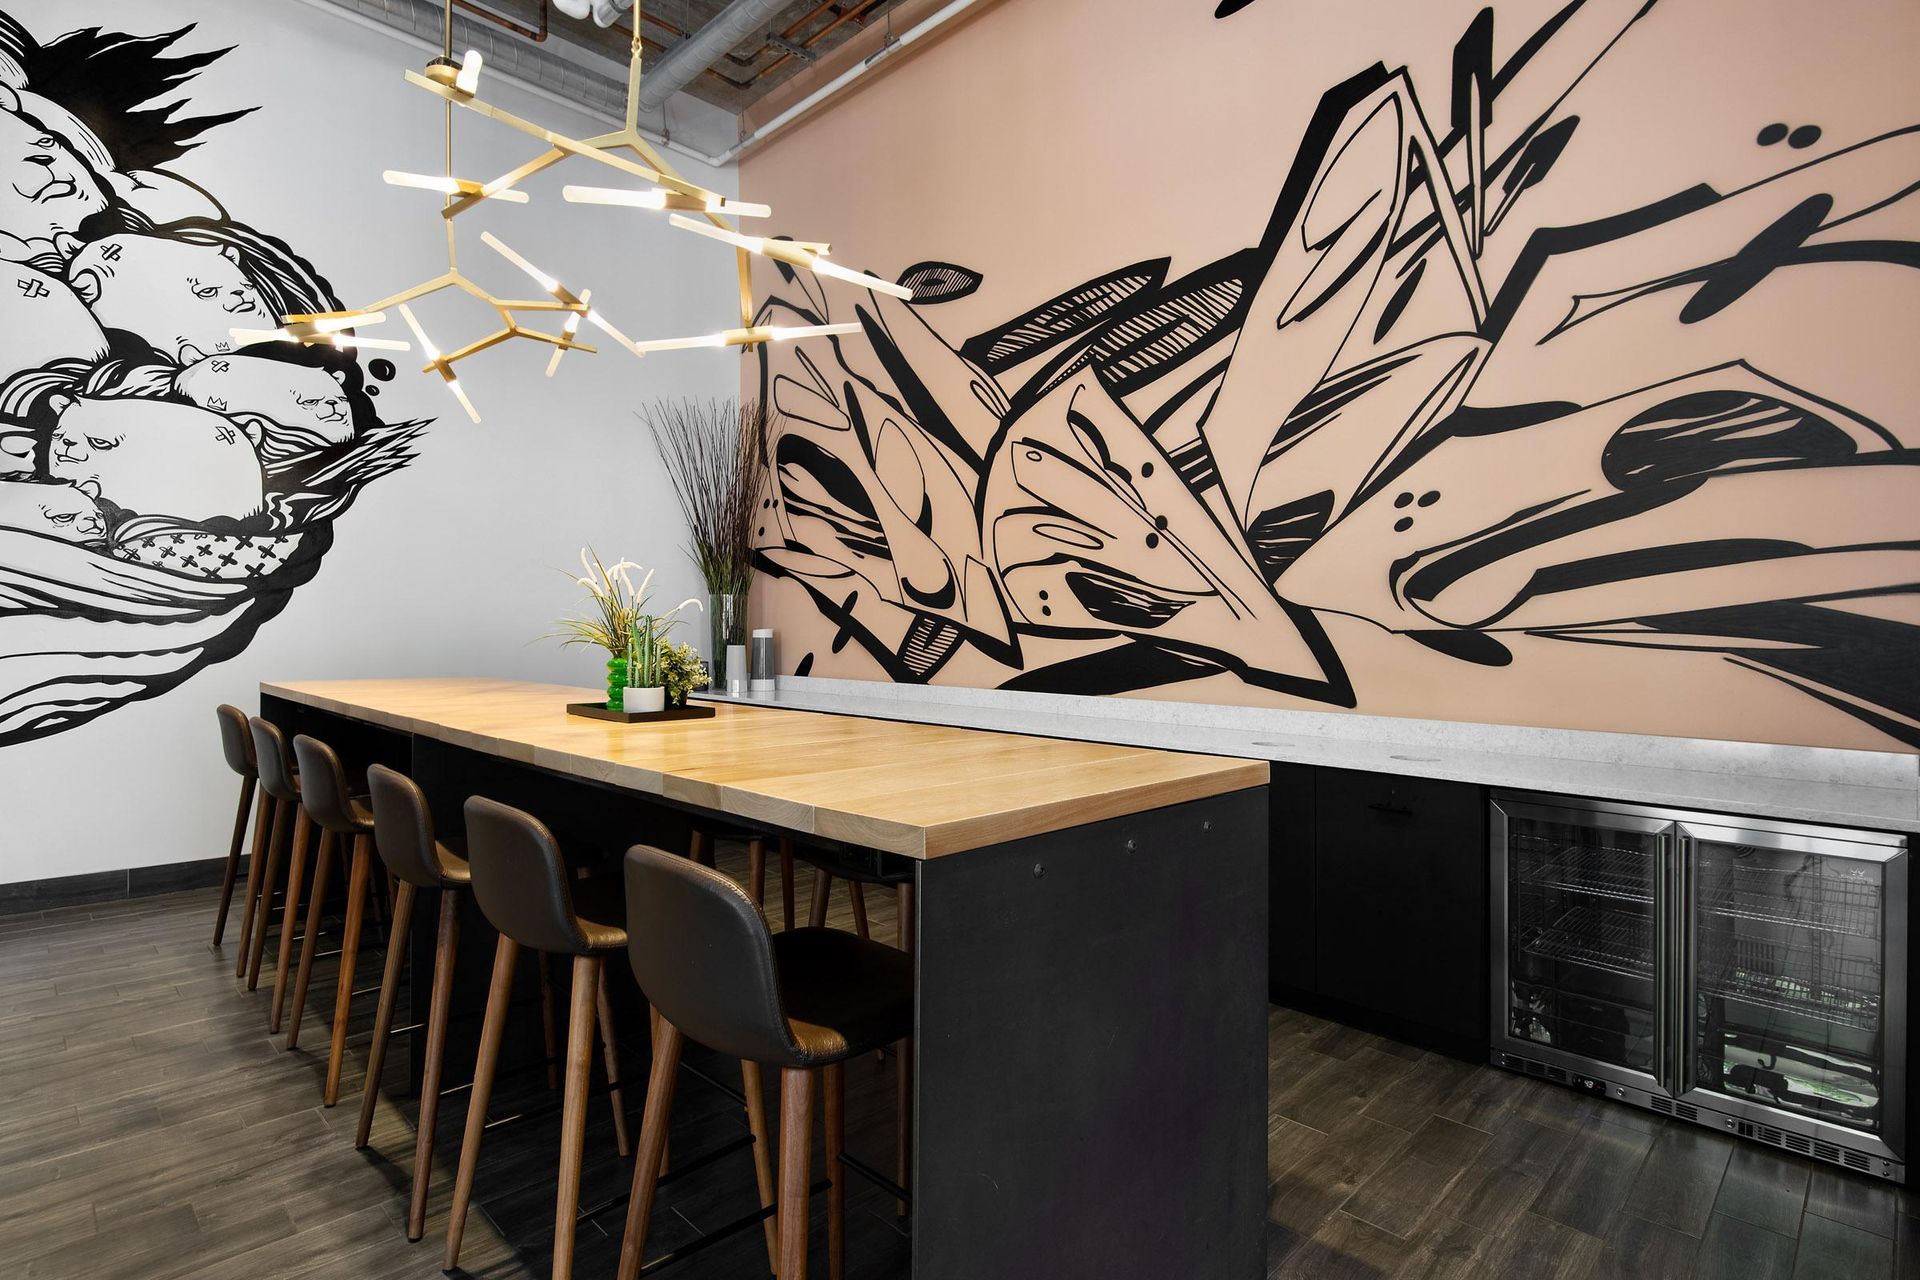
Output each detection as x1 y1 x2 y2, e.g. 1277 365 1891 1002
1490 792 1908 1182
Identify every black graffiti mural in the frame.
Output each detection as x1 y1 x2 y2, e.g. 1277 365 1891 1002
0 13 424 747
753 0 1920 747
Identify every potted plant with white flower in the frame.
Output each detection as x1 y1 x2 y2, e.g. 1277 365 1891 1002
547 548 700 713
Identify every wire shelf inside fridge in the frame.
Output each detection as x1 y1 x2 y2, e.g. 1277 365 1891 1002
1697 856 1882 939
1516 835 1654 904
1699 930 1883 1032
1517 904 1655 980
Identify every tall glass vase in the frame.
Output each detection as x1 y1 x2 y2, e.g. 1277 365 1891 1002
709 590 749 689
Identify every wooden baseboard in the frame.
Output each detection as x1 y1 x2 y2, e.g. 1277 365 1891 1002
0 857 237 917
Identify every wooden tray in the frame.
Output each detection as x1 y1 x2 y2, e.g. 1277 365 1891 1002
566 702 717 724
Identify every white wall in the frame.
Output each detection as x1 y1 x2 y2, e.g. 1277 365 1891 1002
0 0 747 882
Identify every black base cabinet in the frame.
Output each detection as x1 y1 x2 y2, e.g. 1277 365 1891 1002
1269 763 1489 1058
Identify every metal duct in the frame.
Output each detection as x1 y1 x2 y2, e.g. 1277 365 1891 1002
634 0 796 112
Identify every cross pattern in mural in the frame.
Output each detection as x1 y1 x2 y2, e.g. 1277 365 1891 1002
751 0 1920 749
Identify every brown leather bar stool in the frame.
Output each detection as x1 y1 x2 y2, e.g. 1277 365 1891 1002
240 717 309 998
287 734 379 1106
355 763 472 1241
689 823 795 929
210 704 261 949
617 845 913 1280
444 797 634 1280
801 847 917 1214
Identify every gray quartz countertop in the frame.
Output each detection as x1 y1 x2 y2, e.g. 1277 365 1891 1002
697 677 1920 836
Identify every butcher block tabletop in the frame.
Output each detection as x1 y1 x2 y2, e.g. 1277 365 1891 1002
262 678 1269 858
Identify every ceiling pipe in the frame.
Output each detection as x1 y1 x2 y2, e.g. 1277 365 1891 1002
668 0 980 168
634 0 799 114
453 0 547 42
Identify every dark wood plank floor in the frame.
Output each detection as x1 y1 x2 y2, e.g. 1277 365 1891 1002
0 866 1911 1279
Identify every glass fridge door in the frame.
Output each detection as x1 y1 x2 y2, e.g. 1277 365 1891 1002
1681 821 1907 1166
1495 799 1673 1088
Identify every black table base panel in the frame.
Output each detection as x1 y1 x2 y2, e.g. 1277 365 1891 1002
914 788 1268 1280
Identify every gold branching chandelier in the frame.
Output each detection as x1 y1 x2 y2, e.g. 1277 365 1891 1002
232 1 913 422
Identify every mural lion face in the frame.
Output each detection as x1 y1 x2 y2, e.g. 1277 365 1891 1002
0 100 107 259
68 234 266 364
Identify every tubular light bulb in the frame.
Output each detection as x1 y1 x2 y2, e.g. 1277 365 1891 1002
311 310 386 333
398 304 440 361
706 195 773 217
385 170 459 194
230 326 293 345
768 323 862 341
445 376 481 423
669 212 765 253
666 214 912 300
565 184 666 210
585 308 644 358
632 331 731 353
810 257 914 301
384 170 529 203
325 335 411 352
455 49 483 95
564 185 772 217
547 288 589 377
481 231 559 295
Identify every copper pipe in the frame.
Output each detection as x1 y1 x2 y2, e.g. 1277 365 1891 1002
752 0 883 85
453 0 548 42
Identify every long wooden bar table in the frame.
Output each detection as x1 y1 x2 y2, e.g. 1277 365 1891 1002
262 677 1270 1279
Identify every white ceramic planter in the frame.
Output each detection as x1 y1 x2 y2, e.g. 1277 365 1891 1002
624 685 666 714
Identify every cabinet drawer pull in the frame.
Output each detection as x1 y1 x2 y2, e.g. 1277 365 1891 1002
1366 801 1414 816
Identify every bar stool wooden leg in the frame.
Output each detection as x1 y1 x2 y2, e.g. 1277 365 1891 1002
779 837 796 931
269 807 314 1032
323 833 374 1107
212 775 255 947
688 827 711 867
232 790 273 975
748 836 766 907
401 888 460 1240
285 829 337 1049
741 1059 778 1272
896 880 914 1217
848 883 869 941
445 934 519 1271
808 866 831 929
554 954 600 1280
353 880 415 1127
538 950 560 1090
779 1065 816 1280
245 796 292 989
595 965 632 1157
615 1018 683 1280
824 1060 846 1280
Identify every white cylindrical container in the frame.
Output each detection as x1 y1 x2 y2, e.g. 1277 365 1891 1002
726 644 749 697
624 685 666 714
749 628 776 694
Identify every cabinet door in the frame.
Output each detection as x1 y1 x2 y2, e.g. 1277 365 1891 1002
1315 768 1487 1041
1269 762 1317 992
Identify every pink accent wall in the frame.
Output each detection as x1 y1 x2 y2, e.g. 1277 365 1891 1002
739 0 1920 752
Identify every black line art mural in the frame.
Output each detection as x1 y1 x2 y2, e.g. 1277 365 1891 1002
752 0 1920 748
0 12 424 747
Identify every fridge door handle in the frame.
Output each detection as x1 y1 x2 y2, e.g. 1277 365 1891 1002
1653 830 1672 1097
1671 830 1693 1099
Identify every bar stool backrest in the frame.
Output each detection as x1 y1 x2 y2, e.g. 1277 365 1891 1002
367 764 450 889
291 734 361 836
249 716 298 802
463 796 591 955
622 845 799 1066
216 704 256 778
